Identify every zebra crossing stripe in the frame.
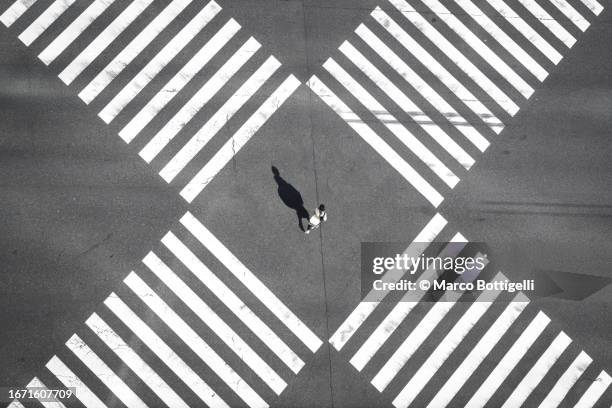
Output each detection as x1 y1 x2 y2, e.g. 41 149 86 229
65 334 149 408
355 24 491 151
104 292 231 408
6 401 25 408
180 73 302 201
160 56 280 182
85 313 190 408
338 42 476 170
18 0 76 46
142 252 287 395
421 293 530 408
573 370 611 408
328 213 447 350
121 20 245 145
0 0 37 27
484 0 563 64
419 0 535 99
307 75 444 207
38 0 115 65
370 8 504 134
501 331 572 408
538 351 592 408
388 0 519 115
162 231 305 373
579 0 603 15
548 0 590 31
179 211 322 351
516 0 576 48
453 0 548 81
465 311 551 408
124 272 268 408
98 0 221 122
26 377 67 408
46 355 108 408
79 0 195 104
59 0 156 85
351 236 469 372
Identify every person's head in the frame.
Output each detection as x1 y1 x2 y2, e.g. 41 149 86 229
319 204 325 212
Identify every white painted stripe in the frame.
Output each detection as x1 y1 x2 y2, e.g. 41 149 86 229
388 0 519 115
0 0 37 27
420 0 534 98
356 24 490 150
38 0 114 65
538 351 593 407
142 252 287 395
58 0 155 85
98 0 220 122
86 313 189 408
371 8 504 134
485 0 562 63
18 0 76 46
328 213 447 350
79 0 194 104
548 0 590 31
391 272 507 408
66 334 148 408
573 370 612 408
7 400 26 408
453 0 548 81
181 73 301 201
579 0 603 15
124 272 268 408
159 56 280 182
162 232 305 373
465 311 550 408
517 0 576 48
422 293 530 408
179 210 321 353
352 236 469 372
46 355 108 408
307 75 444 207
324 56 460 186
26 377 67 408
338 43 475 171
104 292 230 408
502 331 572 408
122 20 244 145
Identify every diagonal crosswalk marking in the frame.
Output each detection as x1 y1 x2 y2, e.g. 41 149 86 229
26 377 67 408
0 0 37 27
46 355 108 408
538 351 593 408
516 0 577 47
573 370 612 408
18 0 76 46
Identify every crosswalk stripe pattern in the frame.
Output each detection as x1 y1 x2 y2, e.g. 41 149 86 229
26 377 67 408
8 211 321 408
1 0 300 204
328 212 611 408
308 0 603 208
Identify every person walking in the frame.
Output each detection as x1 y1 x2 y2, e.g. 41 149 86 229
305 204 327 234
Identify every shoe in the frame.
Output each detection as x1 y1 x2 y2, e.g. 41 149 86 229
305 229 310 234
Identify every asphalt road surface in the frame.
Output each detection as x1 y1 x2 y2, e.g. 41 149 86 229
0 0 611 407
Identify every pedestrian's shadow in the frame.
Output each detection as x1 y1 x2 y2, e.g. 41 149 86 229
272 166 309 231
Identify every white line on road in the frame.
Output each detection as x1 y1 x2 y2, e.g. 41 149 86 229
579 0 603 15
122 20 244 145
79 0 194 104
66 334 148 408
59 0 156 85
501 331 572 408
98 0 220 122
104 292 230 408
162 231 305 373
46 355 108 408
548 0 590 31
142 251 287 394
307 75 444 207
159 56 280 182
1 0 38 27
38 0 115 65
516 0 576 48
573 370 611 408
26 377 67 408
86 313 190 408
465 311 550 408
18 0 76 46
538 351 592 408
327 213 447 350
